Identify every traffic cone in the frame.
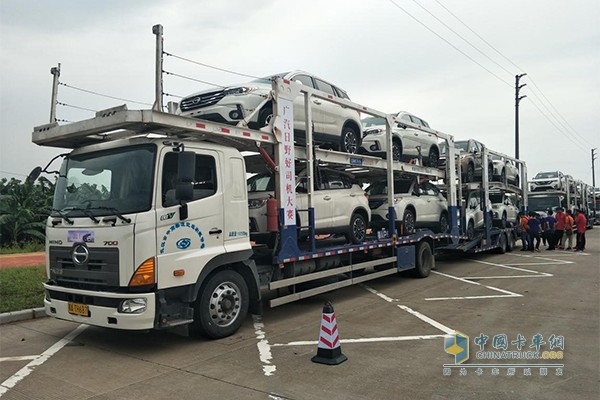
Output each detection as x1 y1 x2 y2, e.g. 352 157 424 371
311 302 347 365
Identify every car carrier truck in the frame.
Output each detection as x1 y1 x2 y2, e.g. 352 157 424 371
28 25 527 339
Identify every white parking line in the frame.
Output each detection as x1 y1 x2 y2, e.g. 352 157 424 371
466 259 553 279
425 271 522 301
0 324 87 397
0 356 39 362
272 334 446 347
252 315 276 377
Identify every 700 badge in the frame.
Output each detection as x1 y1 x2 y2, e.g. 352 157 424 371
104 241 118 246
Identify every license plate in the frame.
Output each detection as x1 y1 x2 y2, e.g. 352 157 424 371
68 302 89 317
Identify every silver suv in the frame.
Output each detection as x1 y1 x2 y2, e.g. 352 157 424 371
360 111 441 167
178 71 362 153
366 178 448 234
247 168 370 244
490 191 519 228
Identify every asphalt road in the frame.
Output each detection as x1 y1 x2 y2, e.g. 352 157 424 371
1 231 598 399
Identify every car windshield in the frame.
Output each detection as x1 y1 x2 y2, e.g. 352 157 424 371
247 173 275 192
534 172 558 179
362 117 386 128
455 141 468 152
52 144 156 217
367 180 413 195
490 193 504 204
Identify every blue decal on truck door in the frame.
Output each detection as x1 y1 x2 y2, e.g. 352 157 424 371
159 222 205 254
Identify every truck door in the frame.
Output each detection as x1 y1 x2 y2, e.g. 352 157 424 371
155 149 225 289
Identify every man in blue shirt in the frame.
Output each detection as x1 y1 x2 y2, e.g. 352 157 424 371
544 210 556 250
527 212 542 252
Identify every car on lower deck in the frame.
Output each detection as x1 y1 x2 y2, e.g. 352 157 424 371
178 70 362 153
247 168 370 245
366 178 448 235
489 191 519 228
359 111 441 167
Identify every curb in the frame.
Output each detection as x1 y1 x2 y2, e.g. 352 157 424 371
0 308 46 325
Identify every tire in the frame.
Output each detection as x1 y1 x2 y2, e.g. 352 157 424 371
438 212 449 233
257 107 273 128
190 269 249 339
413 241 434 278
500 169 506 182
506 232 514 252
340 126 359 154
392 140 402 162
402 208 416 235
348 212 367 244
466 220 475 240
466 163 475 183
501 212 507 228
487 164 494 181
515 175 520 188
427 146 439 168
495 232 507 254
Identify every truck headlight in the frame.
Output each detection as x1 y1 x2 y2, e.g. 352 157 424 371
119 298 147 314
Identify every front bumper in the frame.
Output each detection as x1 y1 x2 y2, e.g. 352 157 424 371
44 283 156 330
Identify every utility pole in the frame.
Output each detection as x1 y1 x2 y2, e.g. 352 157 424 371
515 73 527 160
593 148 597 216
49 63 61 123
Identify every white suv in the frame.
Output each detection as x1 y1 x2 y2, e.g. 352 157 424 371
178 71 362 153
490 191 519 228
360 111 441 167
366 178 448 234
464 191 485 239
530 171 565 191
247 168 370 244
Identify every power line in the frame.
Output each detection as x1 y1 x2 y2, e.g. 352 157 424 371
57 102 96 113
163 70 226 88
386 0 512 88
164 52 261 80
0 170 27 178
410 0 514 77
59 82 152 106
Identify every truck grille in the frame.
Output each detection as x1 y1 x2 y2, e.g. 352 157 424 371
180 90 226 112
48 246 120 290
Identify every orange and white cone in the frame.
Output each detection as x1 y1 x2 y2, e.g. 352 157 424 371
311 302 347 365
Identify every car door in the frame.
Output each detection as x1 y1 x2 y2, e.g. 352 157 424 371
312 78 341 138
415 182 436 223
397 113 418 158
321 170 353 229
296 170 334 230
288 73 314 134
409 116 435 157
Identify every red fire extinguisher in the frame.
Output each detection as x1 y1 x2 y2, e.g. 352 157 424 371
267 198 278 232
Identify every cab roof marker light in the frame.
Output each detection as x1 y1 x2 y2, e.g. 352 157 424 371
129 257 155 287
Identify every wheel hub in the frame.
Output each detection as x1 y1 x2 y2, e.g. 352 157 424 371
208 281 241 327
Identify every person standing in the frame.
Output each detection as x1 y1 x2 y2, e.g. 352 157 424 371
544 210 556 250
563 210 575 250
554 207 566 249
574 209 587 251
527 211 542 252
519 212 530 251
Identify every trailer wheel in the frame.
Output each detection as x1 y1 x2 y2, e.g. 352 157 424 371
413 241 434 278
348 212 367 244
340 126 359 154
190 269 249 339
495 232 507 254
505 232 514 252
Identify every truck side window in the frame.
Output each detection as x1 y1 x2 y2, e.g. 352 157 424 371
162 153 217 207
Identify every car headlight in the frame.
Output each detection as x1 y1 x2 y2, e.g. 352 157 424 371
248 199 267 209
363 128 384 136
119 298 147 314
223 87 256 96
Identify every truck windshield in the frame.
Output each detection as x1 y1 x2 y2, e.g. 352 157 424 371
52 144 156 217
528 196 561 212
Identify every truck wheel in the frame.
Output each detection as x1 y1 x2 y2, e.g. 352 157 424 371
495 232 507 254
348 212 367 244
190 269 249 339
505 232 514 252
340 126 359 154
413 241 434 278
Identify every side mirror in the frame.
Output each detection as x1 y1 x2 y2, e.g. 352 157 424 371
27 166 42 183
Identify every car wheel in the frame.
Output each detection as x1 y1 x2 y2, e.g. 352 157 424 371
467 220 475 240
392 140 402 162
501 212 507 228
190 269 249 339
427 147 439 168
402 208 416 235
348 212 367 244
515 175 520 187
413 241 434 278
488 164 494 181
500 169 506 182
438 212 449 233
257 107 273 128
466 163 475 183
340 126 359 154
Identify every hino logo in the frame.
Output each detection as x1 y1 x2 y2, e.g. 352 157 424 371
72 243 89 265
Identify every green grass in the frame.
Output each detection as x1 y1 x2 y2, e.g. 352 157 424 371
0 265 46 313
0 242 45 254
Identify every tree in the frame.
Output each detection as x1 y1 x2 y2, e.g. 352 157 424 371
0 176 54 247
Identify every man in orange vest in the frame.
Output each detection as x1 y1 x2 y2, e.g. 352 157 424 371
563 210 575 250
574 209 587 251
519 212 530 251
554 207 566 249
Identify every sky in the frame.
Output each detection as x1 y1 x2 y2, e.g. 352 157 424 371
1 0 599 186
